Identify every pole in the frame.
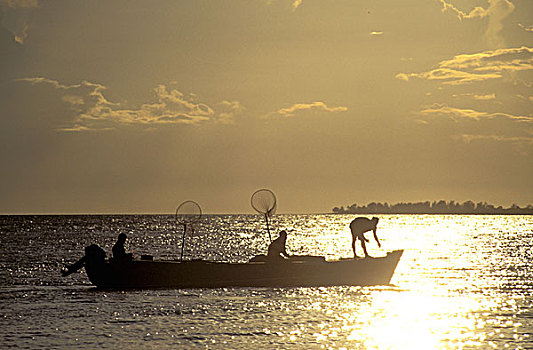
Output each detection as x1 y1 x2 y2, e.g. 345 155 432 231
265 214 272 242
180 223 187 262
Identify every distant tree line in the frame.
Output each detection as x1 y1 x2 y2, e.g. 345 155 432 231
332 201 533 215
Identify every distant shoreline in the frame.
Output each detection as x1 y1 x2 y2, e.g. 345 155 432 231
1 212 533 216
330 212 533 215
332 200 533 215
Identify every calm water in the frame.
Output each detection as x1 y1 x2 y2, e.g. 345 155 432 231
1 214 532 349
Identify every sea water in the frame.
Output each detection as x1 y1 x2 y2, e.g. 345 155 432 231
0 214 532 349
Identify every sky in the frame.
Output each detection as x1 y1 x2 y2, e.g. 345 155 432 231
0 0 532 214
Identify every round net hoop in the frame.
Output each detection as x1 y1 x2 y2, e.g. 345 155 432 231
251 189 277 217
175 200 202 226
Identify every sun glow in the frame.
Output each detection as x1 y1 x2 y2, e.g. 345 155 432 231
273 215 530 349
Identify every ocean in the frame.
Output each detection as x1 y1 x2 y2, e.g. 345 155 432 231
1 214 532 349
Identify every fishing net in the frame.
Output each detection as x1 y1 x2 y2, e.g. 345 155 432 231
175 200 202 261
251 189 277 217
175 200 202 226
251 189 277 243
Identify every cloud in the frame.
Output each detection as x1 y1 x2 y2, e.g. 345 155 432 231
439 47 533 72
265 0 304 11
395 73 409 82
397 47 533 85
396 68 501 85
1 0 38 8
18 77 105 91
439 0 515 48
292 0 302 11
266 101 348 118
216 100 244 124
473 93 496 100
12 21 27 44
419 105 533 151
452 93 497 100
420 104 533 123
1 0 39 45
15 77 236 131
459 134 533 144
439 0 486 20
452 92 496 101
15 78 348 130
518 24 533 32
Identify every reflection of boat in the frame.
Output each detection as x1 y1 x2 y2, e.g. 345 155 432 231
84 250 403 289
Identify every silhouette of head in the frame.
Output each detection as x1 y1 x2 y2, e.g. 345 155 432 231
279 230 287 239
118 233 127 242
372 217 379 224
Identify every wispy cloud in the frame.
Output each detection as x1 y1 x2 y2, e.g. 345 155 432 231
266 0 303 11
1 0 39 44
459 134 533 144
439 0 515 48
370 31 383 36
420 104 533 151
518 24 533 32
396 47 533 85
292 0 302 11
16 78 348 130
266 101 348 118
15 77 239 131
452 93 497 100
1 0 38 8
396 68 501 85
12 21 28 44
420 104 533 123
216 100 244 125
439 47 533 72
473 93 496 100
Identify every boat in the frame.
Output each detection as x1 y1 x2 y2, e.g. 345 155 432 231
81 250 404 289
64 193 403 289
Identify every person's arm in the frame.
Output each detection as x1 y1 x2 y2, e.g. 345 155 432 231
281 244 290 257
61 256 86 276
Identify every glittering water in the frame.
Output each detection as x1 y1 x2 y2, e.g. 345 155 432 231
1 215 532 349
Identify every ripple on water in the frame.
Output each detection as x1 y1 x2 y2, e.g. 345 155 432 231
0 214 532 349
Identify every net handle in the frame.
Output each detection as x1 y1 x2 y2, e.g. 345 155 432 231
180 223 187 262
175 200 202 262
265 214 272 242
251 189 277 243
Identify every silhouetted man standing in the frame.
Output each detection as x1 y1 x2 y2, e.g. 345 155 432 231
349 217 381 258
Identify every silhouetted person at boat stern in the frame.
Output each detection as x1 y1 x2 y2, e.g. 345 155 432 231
349 217 381 258
112 233 133 261
61 244 106 277
267 230 290 261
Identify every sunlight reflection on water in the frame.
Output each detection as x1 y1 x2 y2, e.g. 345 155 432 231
0 214 532 349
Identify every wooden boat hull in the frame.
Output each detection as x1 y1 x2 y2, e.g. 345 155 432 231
85 250 403 289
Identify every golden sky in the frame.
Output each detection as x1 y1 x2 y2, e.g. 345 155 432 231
1 0 532 213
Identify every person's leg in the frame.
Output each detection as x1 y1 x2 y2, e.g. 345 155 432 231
360 237 369 257
352 235 358 258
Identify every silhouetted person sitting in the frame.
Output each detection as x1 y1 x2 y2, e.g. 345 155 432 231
267 230 290 261
112 233 133 261
61 244 106 276
349 217 381 258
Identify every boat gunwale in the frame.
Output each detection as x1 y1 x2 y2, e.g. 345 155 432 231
110 249 403 266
